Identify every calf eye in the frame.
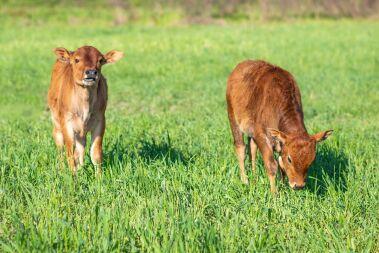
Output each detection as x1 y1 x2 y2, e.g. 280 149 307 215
287 155 292 163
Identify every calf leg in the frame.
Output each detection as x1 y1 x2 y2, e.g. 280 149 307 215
62 123 76 173
53 127 64 149
248 137 258 173
228 109 248 184
74 135 86 167
52 126 65 168
235 142 248 185
255 135 278 193
90 118 105 176
279 168 286 183
278 156 287 183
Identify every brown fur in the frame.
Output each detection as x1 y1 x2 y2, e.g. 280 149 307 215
226 60 332 192
47 46 123 174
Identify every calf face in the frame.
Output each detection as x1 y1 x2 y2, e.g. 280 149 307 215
269 129 333 189
54 46 123 87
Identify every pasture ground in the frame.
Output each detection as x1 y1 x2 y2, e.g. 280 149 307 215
0 19 378 252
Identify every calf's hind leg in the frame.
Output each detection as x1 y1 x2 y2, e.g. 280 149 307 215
228 109 248 184
248 137 258 173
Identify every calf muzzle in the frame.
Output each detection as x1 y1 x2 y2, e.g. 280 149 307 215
292 183 305 190
82 69 98 86
85 69 98 76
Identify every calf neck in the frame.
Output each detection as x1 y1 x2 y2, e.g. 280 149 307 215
226 60 332 192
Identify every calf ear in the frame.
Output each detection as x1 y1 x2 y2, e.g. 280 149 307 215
54 47 71 63
103 50 124 64
267 128 287 145
312 130 333 143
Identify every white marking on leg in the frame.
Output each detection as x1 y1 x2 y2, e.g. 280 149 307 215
90 142 97 165
53 129 64 148
65 120 75 140
75 138 86 166
278 156 284 169
265 136 272 149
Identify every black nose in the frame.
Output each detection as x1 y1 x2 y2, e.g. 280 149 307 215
293 184 305 190
85 70 97 75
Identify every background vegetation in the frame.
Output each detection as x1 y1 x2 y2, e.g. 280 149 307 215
1 0 379 27
0 0 378 252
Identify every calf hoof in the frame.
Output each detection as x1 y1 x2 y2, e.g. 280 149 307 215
241 176 249 185
95 165 102 177
70 166 78 176
270 187 278 195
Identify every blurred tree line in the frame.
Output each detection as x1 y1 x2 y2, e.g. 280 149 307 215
256 0 379 19
90 0 379 19
2 0 379 23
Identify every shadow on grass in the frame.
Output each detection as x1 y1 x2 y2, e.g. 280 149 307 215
306 145 349 196
138 137 191 166
103 133 191 169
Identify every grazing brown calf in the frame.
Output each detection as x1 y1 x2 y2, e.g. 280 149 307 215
226 60 332 193
48 46 123 174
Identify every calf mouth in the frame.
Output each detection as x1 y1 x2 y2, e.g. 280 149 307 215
289 181 306 190
82 76 97 86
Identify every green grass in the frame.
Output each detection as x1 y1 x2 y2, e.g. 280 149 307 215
0 19 378 252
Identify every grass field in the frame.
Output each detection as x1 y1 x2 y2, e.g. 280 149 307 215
0 17 378 252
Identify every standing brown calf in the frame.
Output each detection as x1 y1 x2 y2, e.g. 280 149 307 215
48 46 123 174
226 60 333 193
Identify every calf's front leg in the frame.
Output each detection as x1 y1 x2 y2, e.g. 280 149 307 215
255 135 278 193
52 126 65 168
90 117 105 175
74 134 86 167
62 123 76 173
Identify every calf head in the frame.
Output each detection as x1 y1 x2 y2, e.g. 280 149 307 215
268 128 333 190
54 46 123 87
